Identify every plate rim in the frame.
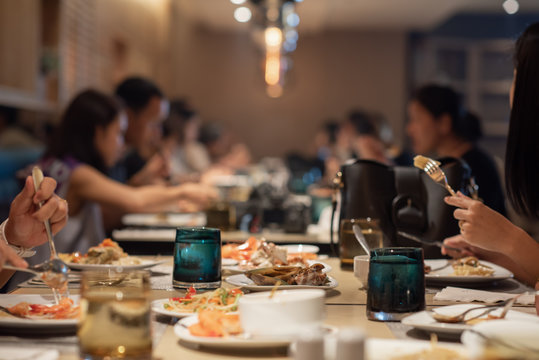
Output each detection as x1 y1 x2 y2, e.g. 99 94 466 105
66 258 166 271
174 315 336 348
0 294 79 328
424 259 513 283
401 304 539 335
224 274 338 291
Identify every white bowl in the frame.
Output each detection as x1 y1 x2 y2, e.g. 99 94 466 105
353 255 369 289
239 289 326 337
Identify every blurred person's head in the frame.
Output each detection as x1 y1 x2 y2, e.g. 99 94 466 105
407 84 482 155
506 22 539 216
115 77 168 151
46 90 126 172
163 99 199 144
344 110 390 164
199 122 229 159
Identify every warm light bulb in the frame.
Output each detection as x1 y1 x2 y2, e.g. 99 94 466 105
265 53 281 86
234 7 252 23
503 0 519 14
265 27 282 48
230 0 246 4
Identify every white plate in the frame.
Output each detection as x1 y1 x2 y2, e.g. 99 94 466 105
174 315 336 349
225 274 338 291
402 304 539 336
223 260 332 274
461 320 539 358
151 298 238 318
0 294 78 333
121 213 206 227
425 259 513 284
67 259 166 271
291 337 466 360
221 258 238 266
282 244 319 254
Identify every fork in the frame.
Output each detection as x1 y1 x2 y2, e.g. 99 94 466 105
428 294 520 323
413 155 456 196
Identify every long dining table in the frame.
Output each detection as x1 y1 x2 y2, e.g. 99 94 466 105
3 256 536 359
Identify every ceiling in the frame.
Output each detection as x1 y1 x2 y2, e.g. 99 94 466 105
175 0 539 33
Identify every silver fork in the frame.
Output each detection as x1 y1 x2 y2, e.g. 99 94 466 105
414 155 456 196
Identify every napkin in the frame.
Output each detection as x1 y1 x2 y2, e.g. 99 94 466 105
434 286 535 305
0 347 58 360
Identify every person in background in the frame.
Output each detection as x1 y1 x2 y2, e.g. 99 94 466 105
198 122 251 173
407 84 506 216
1 176 67 289
32 89 216 259
112 76 170 186
442 22 539 286
162 99 211 182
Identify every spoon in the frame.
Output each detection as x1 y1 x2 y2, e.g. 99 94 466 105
31 166 69 303
429 295 520 323
352 224 370 255
4 258 69 290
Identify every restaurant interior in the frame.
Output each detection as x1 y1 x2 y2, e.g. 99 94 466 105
0 0 539 359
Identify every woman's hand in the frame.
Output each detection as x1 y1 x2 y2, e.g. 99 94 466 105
444 192 520 254
0 240 28 270
5 176 68 249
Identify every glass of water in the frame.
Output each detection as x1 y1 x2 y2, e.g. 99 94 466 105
366 247 425 321
173 227 221 290
78 269 152 360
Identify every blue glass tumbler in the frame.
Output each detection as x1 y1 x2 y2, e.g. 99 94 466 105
173 227 221 290
366 247 425 321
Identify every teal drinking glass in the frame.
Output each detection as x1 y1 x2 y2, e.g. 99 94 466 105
173 227 221 290
366 247 425 321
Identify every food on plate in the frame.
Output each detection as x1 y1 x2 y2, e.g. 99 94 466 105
245 263 328 286
452 256 494 276
6 297 80 319
187 309 242 337
162 287 243 314
222 237 318 270
392 334 466 360
424 264 432 274
59 239 141 265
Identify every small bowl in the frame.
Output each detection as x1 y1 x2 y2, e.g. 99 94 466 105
353 255 370 289
239 289 325 337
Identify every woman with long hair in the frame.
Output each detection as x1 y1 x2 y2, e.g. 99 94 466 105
442 22 539 286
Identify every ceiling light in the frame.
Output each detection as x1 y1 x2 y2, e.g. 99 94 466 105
234 7 252 23
503 0 519 14
265 27 282 48
230 0 246 4
286 13 300 27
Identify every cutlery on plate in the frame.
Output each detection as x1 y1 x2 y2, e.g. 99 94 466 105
428 294 520 323
3 259 69 289
397 231 462 253
414 155 456 196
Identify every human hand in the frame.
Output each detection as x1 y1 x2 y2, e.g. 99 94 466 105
5 176 68 249
0 240 28 270
179 183 219 209
441 234 478 258
444 192 520 254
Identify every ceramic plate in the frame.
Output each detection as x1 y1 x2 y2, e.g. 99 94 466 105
151 298 238 318
425 259 513 285
121 213 206 227
282 244 320 254
67 259 166 271
222 260 332 274
461 320 539 358
224 274 338 291
174 315 336 349
401 304 539 336
0 294 78 334
221 258 238 266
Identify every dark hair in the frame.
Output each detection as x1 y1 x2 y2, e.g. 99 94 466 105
412 84 482 143
505 22 539 217
324 121 339 145
115 77 163 112
198 122 222 145
0 105 17 126
163 99 197 139
347 110 377 136
45 89 122 173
